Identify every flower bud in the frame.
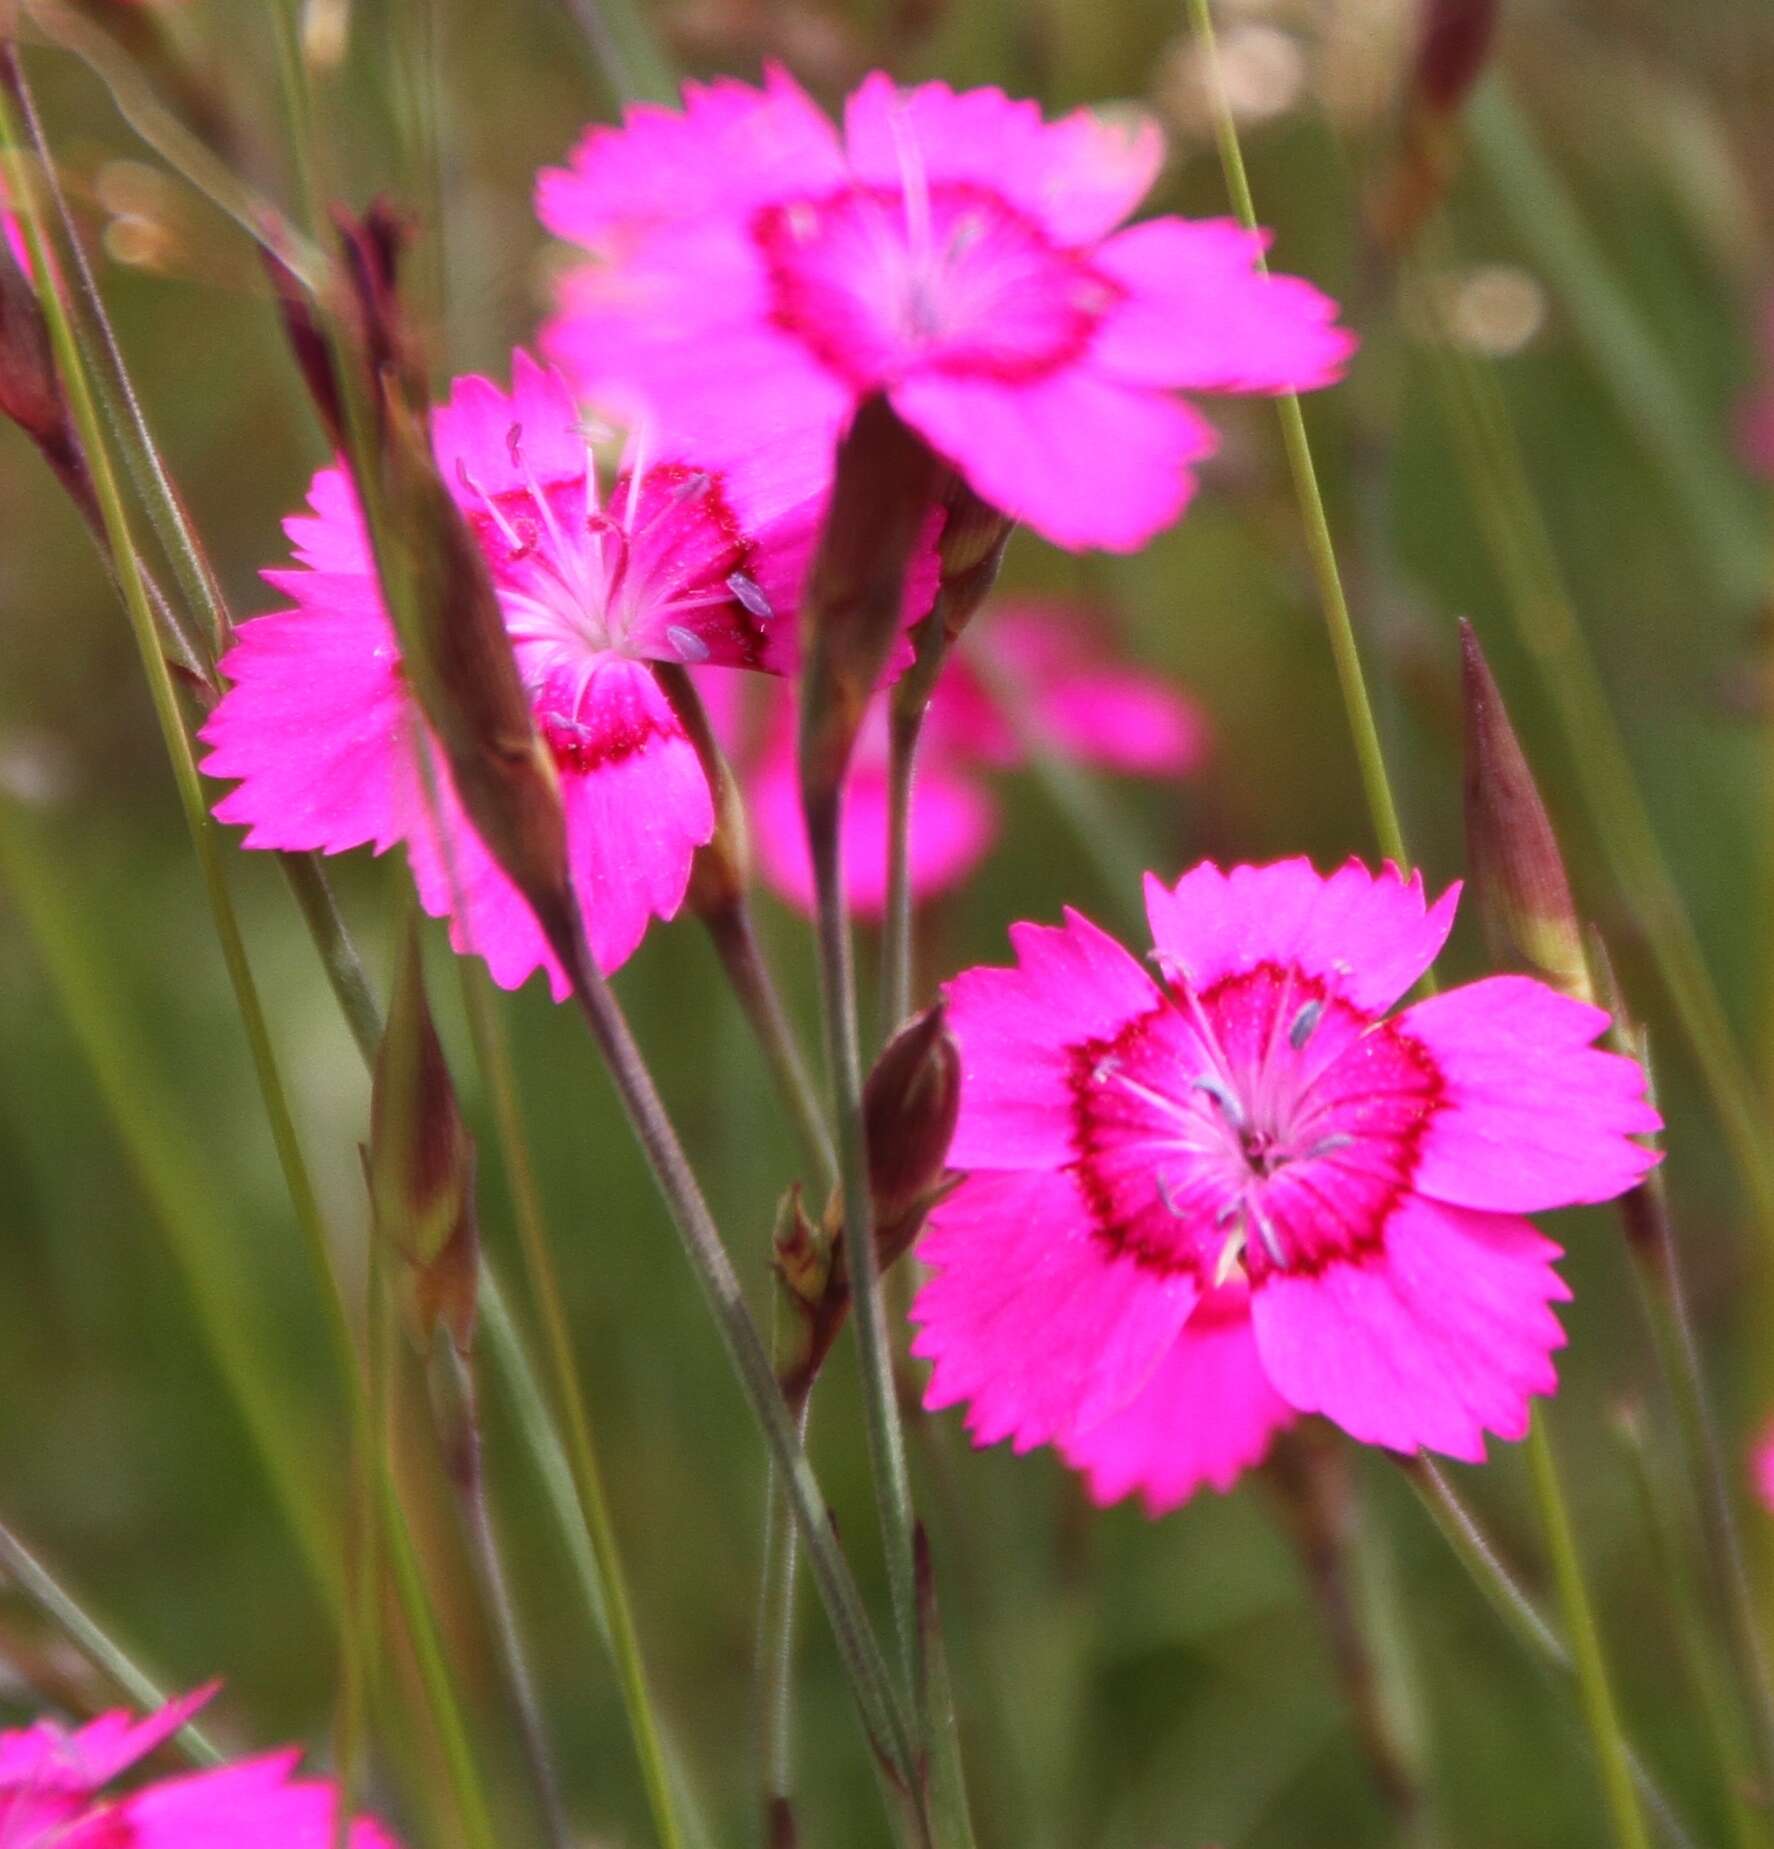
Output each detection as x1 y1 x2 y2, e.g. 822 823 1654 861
1460 619 1592 1004
771 1184 838 1412
933 477 1011 649
367 920 479 1352
798 394 939 819
864 1000 962 1243
260 238 345 453
1413 0 1499 115
377 381 576 956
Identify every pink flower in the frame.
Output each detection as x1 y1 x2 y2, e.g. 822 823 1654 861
0 1685 399 1845
743 598 1209 915
201 351 932 995
910 858 1661 1511
537 70 1353 552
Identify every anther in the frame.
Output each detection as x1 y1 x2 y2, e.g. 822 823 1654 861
1213 1222 1247 1287
1249 1202 1286 1268
726 570 774 621
665 625 710 664
1191 1073 1246 1129
1288 999 1324 1049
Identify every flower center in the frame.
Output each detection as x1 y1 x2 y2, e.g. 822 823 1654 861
1068 963 1442 1286
753 181 1118 389
455 440 770 736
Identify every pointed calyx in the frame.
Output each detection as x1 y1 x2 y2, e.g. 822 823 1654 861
367 921 479 1352
864 1000 962 1238
797 393 940 820
1460 619 1592 1004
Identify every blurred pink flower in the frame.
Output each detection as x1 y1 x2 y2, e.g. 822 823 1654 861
910 858 1661 1510
537 69 1353 552
0 1685 399 1845
201 351 936 995
742 599 1208 916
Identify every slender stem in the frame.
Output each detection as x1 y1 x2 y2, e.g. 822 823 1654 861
653 661 837 1195
6 44 229 671
1264 1440 1429 1836
549 937 924 1811
1624 1172 1774 1798
432 1342 572 1848
0 66 361 1408
882 697 925 1035
805 799 923 1709
756 1392 812 1839
559 0 675 106
1612 1408 1768 1849
455 969 687 1849
1185 0 1406 870
1402 1460 1695 1849
1524 1416 1651 1849
0 1516 225 1766
375 1465 502 1849
702 898 839 1196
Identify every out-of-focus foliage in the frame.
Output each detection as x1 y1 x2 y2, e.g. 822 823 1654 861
2 0 1773 1843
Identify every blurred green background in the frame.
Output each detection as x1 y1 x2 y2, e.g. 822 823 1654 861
2 0 1774 1843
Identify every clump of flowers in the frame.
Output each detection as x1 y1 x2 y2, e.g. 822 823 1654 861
537 68 1354 551
911 858 1661 1511
739 598 1209 916
0 1686 399 1845
199 350 937 994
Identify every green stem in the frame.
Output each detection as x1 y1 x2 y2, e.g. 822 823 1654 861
756 1392 812 1840
882 627 952 1037
432 1342 572 1848
1184 0 1406 870
455 969 688 1849
1612 1407 1768 1849
1525 1416 1651 1849
804 793 924 1718
0 1515 225 1766
550 935 924 1813
1403 1459 1694 1849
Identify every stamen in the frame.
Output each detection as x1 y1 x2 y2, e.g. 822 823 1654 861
456 459 528 554
1156 1172 1188 1217
1249 1200 1286 1268
1191 1073 1246 1129
665 624 710 664
1303 1133 1354 1160
1288 999 1325 1049
506 422 524 469
726 570 774 621
887 95 932 257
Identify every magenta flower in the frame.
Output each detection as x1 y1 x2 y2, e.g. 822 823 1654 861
910 858 1661 1510
537 70 1353 552
0 1686 398 1845
201 351 932 994
743 599 1209 916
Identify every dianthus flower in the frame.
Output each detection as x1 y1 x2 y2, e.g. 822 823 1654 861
742 599 1208 915
910 858 1661 1510
201 351 933 994
537 69 1353 551
0 1685 398 1845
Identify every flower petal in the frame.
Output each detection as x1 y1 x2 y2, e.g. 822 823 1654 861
1142 858 1459 1015
404 657 712 995
912 1167 1198 1451
889 365 1216 552
199 597 406 856
842 73 1163 245
944 905 1160 1170
1251 1194 1569 1461
1059 1287 1295 1512
1091 217 1355 392
116 1750 401 1847
1400 975 1662 1212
